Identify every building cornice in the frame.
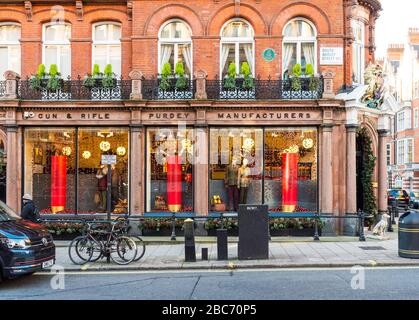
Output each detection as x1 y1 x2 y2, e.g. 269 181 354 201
357 0 382 14
0 0 127 4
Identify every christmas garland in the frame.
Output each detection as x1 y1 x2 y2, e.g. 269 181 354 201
357 127 377 224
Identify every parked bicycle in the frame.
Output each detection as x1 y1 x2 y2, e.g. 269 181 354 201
68 220 138 265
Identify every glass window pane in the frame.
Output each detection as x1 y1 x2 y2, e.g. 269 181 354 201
95 24 121 42
209 128 263 212
301 43 315 71
44 46 58 70
284 20 315 38
24 128 76 214
221 44 235 76
60 45 71 77
146 128 194 213
264 128 318 212
8 46 20 74
77 128 129 214
161 21 191 39
109 45 121 75
0 47 8 79
283 43 297 77
239 43 253 75
177 44 192 75
93 45 107 71
222 21 253 38
0 25 21 42
45 24 70 42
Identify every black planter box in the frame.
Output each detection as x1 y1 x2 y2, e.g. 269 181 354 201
141 228 184 237
207 229 239 237
270 228 321 237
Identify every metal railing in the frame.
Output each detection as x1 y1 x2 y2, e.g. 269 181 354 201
206 76 324 100
142 77 196 100
18 76 132 100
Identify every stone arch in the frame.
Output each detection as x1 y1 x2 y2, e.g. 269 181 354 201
360 120 378 158
84 8 127 24
207 3 268 36
144 4 204 37
0 11 26 24
270 2 332 36
33 8 77 24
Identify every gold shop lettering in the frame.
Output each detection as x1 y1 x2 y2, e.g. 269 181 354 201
35 113 111 120
148 112 190 120
217 112 311 120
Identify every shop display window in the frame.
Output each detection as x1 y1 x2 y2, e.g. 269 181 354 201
24 128 76 214
77 128 129 214
24 127 129 214
264 128 318 212
209 128 263 212
146 128 194 212
209 127 318 213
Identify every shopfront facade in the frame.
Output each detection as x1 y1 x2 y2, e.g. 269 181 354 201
0 0 388 234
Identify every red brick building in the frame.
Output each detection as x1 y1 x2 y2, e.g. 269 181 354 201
0 0 388 235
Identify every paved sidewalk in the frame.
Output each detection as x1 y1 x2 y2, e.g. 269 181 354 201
52 235 419 271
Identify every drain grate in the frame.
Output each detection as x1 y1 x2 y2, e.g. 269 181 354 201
359 246 386 251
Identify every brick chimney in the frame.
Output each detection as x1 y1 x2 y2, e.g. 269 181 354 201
387 44 404 61
408 28 419 45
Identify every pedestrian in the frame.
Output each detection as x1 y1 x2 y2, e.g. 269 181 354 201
21 194 40 223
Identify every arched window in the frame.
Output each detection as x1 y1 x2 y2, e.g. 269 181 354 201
93 23 121 76
282 19 317 78
158 20 192 76
0 23 21 79
220 19 254 78
43 23 71 78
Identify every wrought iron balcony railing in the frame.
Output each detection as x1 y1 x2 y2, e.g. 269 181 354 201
18 76 132 101
207 76 324 100
142 77 196 100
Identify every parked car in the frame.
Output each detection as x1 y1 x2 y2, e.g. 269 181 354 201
0 201 55 281
387 189 410 208
409 191 419 208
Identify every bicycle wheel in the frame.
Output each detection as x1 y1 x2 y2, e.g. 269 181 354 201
109 236 137 265
68 236 93 265
131 236 146 262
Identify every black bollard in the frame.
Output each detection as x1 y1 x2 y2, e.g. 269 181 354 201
217 229 228 260
388 209 394 232
358 209 366 242
184 219 196 262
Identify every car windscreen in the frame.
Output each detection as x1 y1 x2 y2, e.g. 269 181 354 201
0 201 20 222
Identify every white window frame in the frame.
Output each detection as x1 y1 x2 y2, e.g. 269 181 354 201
414 108 418 128
42 23 71 78
282 18 317 78
0 22 21 79
351 19 365 85
92 22 122 76
220 19 255 78
158 19 193 75
397 138 414 164
406 109 412 130
397 111 405 132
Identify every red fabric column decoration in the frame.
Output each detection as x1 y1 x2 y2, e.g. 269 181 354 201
167 155 182 212
51 155 67 213
282 152 298 212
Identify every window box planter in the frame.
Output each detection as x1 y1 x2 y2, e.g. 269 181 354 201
157 75 193 99
220 76 256 99
269 228 322 237
140 228 185 237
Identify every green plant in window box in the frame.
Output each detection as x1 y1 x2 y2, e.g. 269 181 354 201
29 64 46 90
101 64 116 88
175 61 188 90
291 63 302 91
83 64 102 88
46 64 62 91
241 61 255 90
305 63 320 92
159 62 172 91
223 62 237 90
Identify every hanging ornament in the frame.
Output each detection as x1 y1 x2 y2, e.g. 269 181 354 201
82 151 91 159
100 141 111 152
283 145 299 154
242 138 255 153
302 138 314 149
62 146 71 156
116 146 126 156
180 138 193 155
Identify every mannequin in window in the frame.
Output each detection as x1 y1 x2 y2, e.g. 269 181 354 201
238 158 251 205
224 158 239 211
96 164 108 211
